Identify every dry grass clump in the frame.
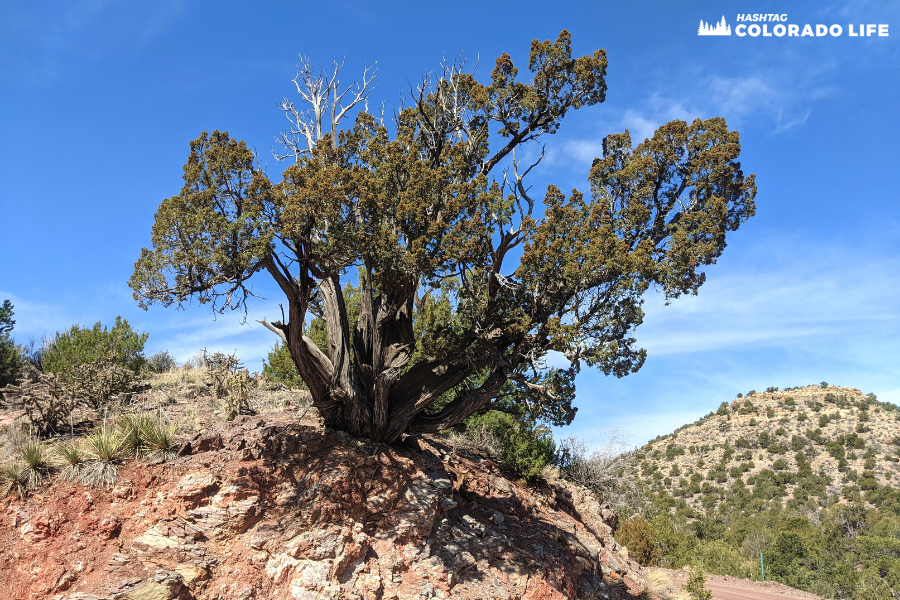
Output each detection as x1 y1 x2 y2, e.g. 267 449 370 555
150 365 209 390
0 418 31 459
441 424 504 460
557 430 645 514
639 569 690 600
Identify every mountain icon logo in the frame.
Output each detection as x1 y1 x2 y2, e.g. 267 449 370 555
698 16 731 36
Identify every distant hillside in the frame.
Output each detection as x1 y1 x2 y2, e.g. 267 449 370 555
617 384 900 599
637 385 900 512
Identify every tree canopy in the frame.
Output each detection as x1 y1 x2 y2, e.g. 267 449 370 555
0 300 21 387
130 31 756 442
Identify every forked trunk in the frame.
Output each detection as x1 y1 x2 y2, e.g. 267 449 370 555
272 271 506 442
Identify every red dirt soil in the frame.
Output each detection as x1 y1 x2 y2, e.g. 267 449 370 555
0 412 645 599
663 568 820 600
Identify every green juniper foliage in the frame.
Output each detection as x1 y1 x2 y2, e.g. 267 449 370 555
130 31 756 442
0 299 22 387
262 341 304 388
43 316 148 376
682 570 712 600
148 350 178 373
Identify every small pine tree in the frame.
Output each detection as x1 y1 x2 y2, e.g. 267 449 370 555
683 570 712 600
262 341 304 388
0 300 22 387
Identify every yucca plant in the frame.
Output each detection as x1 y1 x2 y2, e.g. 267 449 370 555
139 418 178 462
54 441 87 481
116 413 153 457
19 440 55 489
80 426 126 488
0 462 25 498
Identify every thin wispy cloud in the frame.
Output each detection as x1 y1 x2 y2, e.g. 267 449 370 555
638 238 899 356
0 1 185 85
548 54 844 168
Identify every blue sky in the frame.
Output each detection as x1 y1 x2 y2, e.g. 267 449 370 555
1 1 898 447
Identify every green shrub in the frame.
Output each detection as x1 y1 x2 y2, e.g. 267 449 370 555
682 569 712 600
807 428 825 445
698 539 750 577
618 516 662 565
262 341 304 388
826 440 846 461
0 300 22 387
665 444 686 460
44 317 148 376
649 515 696 569
766 530 812 589
148 350 178 373
465 411 555 483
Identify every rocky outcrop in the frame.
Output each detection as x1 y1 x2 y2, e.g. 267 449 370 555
0 413 644 599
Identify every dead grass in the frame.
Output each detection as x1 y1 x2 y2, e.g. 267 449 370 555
150 366 210 389
640 569 690 600
0 417 32 459
439 426 504 460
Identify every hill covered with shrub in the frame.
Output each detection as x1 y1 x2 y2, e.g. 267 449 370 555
619 385 900 599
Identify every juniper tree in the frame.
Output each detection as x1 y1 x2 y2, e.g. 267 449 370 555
0 300 21 387
130 31 757 442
